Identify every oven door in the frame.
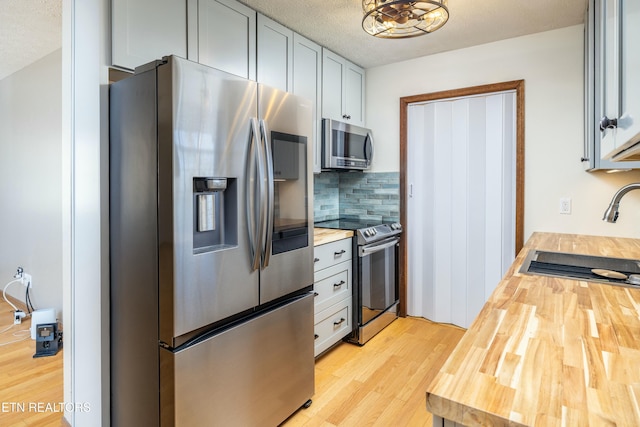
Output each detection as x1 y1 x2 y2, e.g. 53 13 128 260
358 236 399 325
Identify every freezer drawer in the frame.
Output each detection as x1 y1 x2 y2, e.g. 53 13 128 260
160 293 314 427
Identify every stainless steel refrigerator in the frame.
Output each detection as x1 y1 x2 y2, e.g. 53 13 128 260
109 56 314 426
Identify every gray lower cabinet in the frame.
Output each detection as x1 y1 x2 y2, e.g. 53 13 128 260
432 415 465 427
112 0 187 70
293 34 323 173
188 0 256 80
313 238 353 357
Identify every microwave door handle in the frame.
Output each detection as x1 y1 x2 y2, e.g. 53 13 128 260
364 132 373 165
322 119 332 169
359 238 399 257
260 119 274 268
246 118 264 271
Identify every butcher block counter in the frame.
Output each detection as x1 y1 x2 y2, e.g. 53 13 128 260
426 232 640 426
313 227 354 246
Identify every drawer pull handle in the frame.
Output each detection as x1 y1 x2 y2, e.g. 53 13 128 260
313 292 319 297
333 318 346 326
314 334 319 340
333 281 345 289
314 257 320 263
334 250 346 256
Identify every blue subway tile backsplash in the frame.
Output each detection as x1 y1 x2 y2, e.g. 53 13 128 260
313 172 399 223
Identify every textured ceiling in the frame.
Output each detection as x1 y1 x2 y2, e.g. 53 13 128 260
239 0 588 69
0 0 587 81
0 0 62 81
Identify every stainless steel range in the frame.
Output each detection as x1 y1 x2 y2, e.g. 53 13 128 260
315 219 402 344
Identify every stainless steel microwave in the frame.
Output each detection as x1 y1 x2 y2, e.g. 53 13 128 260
322 119 373 171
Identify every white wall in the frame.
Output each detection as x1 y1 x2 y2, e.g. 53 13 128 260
62 0 110 424
367 25 640 241
0 50 63 315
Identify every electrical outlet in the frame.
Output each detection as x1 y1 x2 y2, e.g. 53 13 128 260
559 197 572 215
14 310 25 324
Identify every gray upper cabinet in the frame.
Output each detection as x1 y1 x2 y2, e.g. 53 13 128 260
257 14 293 92
112 0 187 71
596 0 640 162
344 62 365 125
112 0 365 155
293 34 323 173
322 49 365 127
188 0 256 80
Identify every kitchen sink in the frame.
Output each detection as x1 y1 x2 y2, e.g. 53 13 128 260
519 250 640 287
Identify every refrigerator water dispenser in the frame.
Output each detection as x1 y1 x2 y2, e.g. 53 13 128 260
193 177 237 253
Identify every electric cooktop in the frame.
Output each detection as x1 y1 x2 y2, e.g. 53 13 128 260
314 218 386 231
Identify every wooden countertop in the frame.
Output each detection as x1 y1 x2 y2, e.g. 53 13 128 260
425 232 640 426
313 228 354 246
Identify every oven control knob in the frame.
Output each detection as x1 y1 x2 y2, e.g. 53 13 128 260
391 223 401 230
363 229 370 237
371 228 377 236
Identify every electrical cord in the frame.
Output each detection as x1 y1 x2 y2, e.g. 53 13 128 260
0 322 14 334
0 311 30 345
25 285 35 313
2 278 23 312
0 330 30 346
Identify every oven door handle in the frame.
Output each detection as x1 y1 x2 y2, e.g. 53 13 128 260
359 237 399 257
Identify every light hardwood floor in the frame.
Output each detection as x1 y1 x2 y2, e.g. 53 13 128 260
282 317 465 427
0 297 464 427
0 301 63 426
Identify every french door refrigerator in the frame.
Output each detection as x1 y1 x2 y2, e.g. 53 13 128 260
109 56 314 426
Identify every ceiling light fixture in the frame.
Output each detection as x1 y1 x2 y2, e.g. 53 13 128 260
362 0 449 39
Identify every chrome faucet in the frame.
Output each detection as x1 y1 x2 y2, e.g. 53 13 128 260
603 183 640 223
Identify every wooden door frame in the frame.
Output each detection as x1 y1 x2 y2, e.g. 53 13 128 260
398 80 525 317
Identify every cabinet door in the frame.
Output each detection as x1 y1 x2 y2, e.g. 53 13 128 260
587 0 640 167
112 0 187 70
345 61 365 126
293 34 322 173
617 0 640 149
193 0 256 80
257 14 293 92
599 0 619 157
322 49 366 126
322 49 345 122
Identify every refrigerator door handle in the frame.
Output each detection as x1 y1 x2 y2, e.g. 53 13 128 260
259 119 275 268
246 118 264 271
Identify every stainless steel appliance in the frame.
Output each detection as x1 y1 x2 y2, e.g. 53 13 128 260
321 119 373 171
110 56 314 427
314 219 401 344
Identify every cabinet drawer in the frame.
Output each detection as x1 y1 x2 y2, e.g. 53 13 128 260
313 261 352 314
314 298 352 357
314 238 352 272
